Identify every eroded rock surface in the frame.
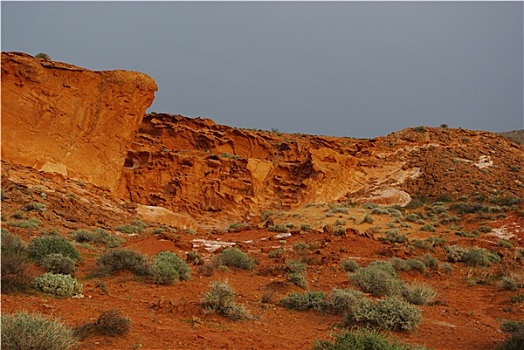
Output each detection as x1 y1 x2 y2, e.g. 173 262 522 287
1 52 157 191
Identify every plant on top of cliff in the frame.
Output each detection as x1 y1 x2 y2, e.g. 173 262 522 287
35 52 51 61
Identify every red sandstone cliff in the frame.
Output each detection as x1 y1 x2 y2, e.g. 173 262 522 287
1 52 157 191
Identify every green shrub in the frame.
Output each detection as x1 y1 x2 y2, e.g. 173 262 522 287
301 224 313 232
8 218 41 228
351 261 404 297
215 248 256 270
419 224 436 232
403 283 437 305
268 248 286 259
498 320 524 350
1 312 76 350
286 260 308 288
280 291 326 311
40 254 76 275
201 281 251 321
380 230 407 244
152 251 191 285
346 297 422 332
35 52 52 60
268 224 289 233
418 254 438 270
404 213 422 223
96 249 151 276
497 239 513 248
115 219 148 234
71 229 124 248
463 247 501 267
1 230 31 292
186 251 204 265
23 202 46 212
28 235 80 262
439 262 454 274
341 259 360 273
32 273 82 297
322 288 366 314
293 242 310 252
390 258 426 273
312 327 428 350
444 245 469 263
361 214 375 224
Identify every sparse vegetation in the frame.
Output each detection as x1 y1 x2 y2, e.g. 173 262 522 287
35 52 52 60
403 283 437 305
1 311 76 350
71 228 124 247
498 320 524 350
201 281 252 320
1 230 31 292
92 309 131 336
312 328 428 350
322 288 366 315
115 219 148 234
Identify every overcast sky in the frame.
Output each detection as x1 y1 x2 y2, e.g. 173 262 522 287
2 1 523 138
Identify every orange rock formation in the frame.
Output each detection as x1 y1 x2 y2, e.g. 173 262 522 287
1 52 157 191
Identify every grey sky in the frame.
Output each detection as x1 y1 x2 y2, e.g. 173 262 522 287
2 1 523 138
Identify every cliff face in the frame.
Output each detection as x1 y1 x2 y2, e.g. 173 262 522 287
117 114 524 225
1 52 157 191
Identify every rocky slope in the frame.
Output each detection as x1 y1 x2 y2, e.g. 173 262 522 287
1 52 157 191
118 113 524 228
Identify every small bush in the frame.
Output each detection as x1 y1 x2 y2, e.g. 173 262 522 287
1 312 76 350
35 52 52 60
268 224 289 233
280 291 326 311
201 281 252 321
115 219 148 234
96 249 151 276
403 283 437 305
346 297 422 332
94 310 130 336
351 261 404 297
186 251 204 265
286 260 308 288
28 235 80 263
1 230 31 292
341 259 360 273
215 248 256 270
301 224 313 232
322 288 366 314
8 218 41 228
268 248 286 259
32 273 82 297
23 202 46 212
312 327 428 350
498 320 524 350
390 258 426 273
418 254 438 270
41 254 77 275
380 230 407 244
463 247 500 267
444 245 469 263
71 229 124 248
152 251 191 285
